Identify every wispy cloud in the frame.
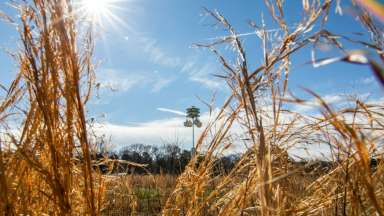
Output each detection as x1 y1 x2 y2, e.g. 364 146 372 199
151 77 173 93
139 36 182 68
101 73 145 92
361 76 375 85
97 68 174 93
135 34 224 90
189 76 221 89
181 61 223 90
157 107 186 116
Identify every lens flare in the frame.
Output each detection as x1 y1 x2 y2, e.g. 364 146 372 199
77 0 128 29
78 0 113 24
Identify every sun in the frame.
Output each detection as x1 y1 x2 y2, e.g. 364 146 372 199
77 0 120 26
80 0 112 22
81 0 111 17
75 0 134 34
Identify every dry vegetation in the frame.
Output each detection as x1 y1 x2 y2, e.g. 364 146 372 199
0 0 383 215
102 174 176 215
0 0 101 215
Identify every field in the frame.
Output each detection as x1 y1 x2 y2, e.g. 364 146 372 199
99 162 337 215
102 175 176 215
0 0 384 215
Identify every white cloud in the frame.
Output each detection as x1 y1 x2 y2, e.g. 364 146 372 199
291 91 380 115
93 121 189 150
367 96 384 105
92 108 249 155
93 115 207 150
292 94 344 114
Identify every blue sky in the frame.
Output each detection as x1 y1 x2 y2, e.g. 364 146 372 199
0 0 383 152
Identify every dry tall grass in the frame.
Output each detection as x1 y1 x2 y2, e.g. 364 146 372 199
103 174 176 215
0 0 102 215
0 0 383 216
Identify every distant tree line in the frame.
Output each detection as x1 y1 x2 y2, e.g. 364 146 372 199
93 144 382 175
95 143 240 175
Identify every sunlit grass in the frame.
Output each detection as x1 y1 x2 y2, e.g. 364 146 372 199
0 0 383 215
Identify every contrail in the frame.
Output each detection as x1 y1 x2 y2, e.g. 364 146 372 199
157 107 186 116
